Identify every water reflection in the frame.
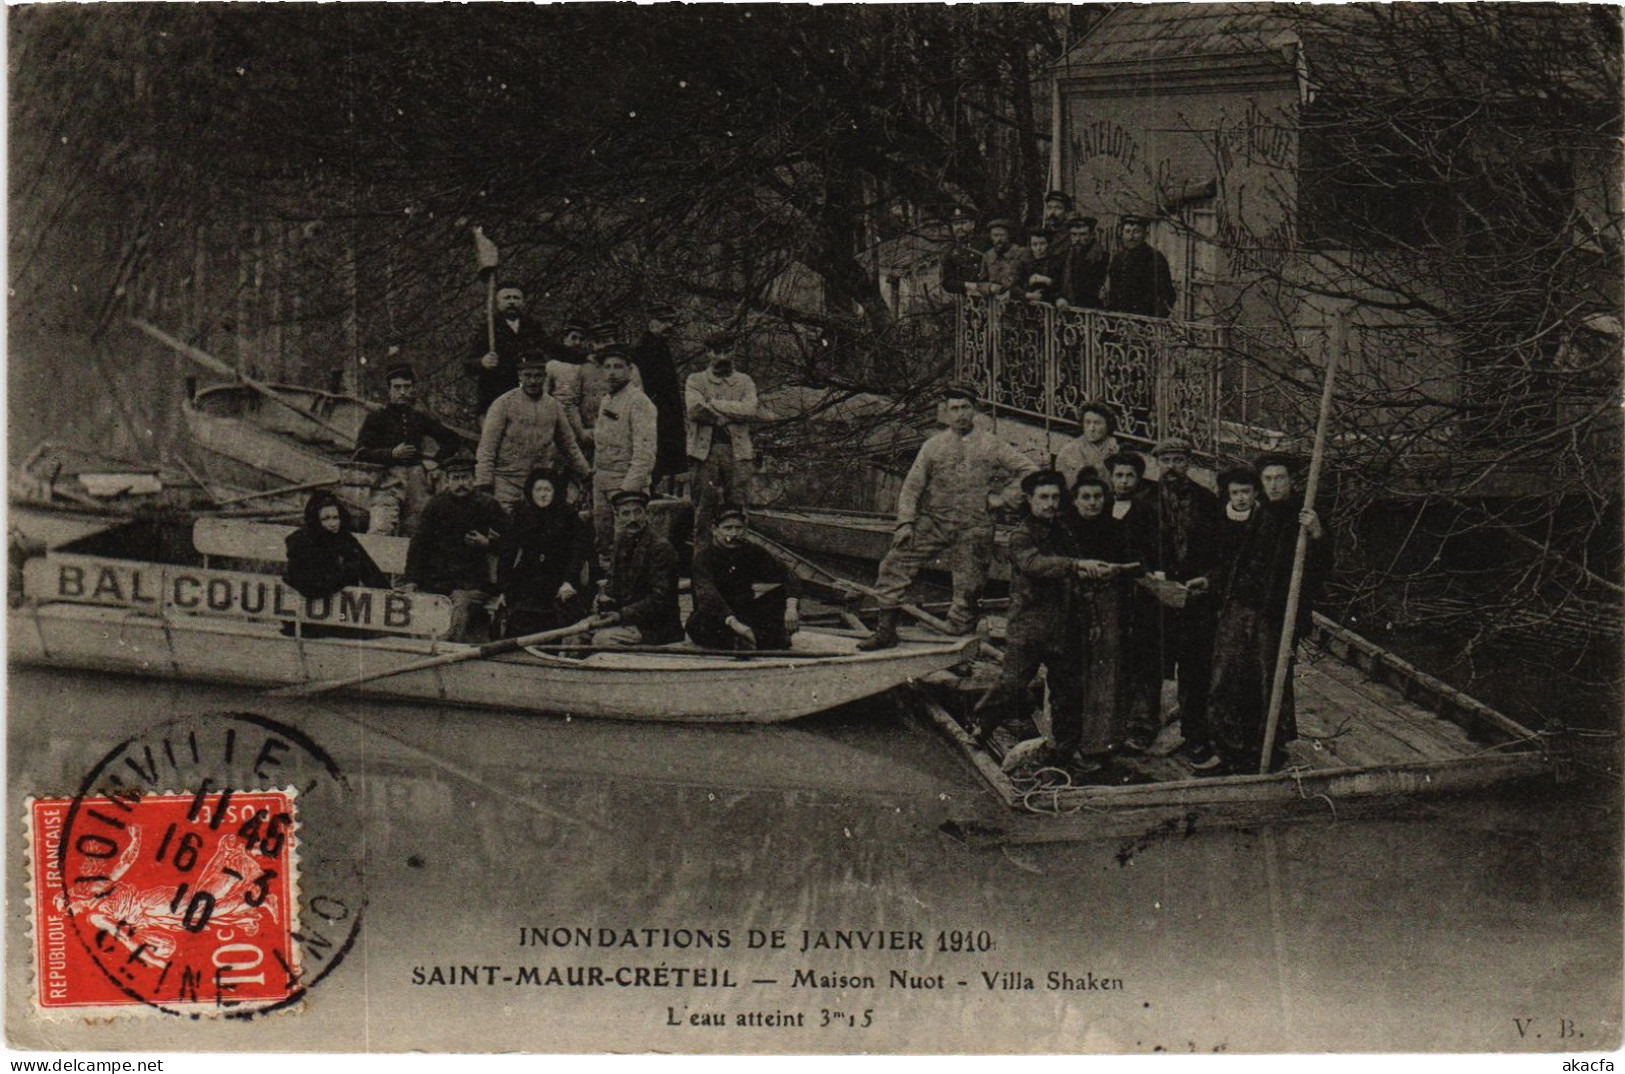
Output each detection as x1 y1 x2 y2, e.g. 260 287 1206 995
7 668 1619 1054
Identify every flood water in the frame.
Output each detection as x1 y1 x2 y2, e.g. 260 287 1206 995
6 667 1619 1055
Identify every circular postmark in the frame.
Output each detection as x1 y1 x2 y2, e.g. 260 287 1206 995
49 711 364 1018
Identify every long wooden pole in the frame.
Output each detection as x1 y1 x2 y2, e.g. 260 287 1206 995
268 617 597 698
1258 309 1344 774
485 274 497 356
133 320 358 447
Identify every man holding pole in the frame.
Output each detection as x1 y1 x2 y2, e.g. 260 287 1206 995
464 284 543 419
1205 454 1331 774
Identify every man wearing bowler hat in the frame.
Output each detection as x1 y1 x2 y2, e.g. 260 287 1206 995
1039 190 1074 258
1058 213 1108 310
981 218 1033 296
464 283 544 419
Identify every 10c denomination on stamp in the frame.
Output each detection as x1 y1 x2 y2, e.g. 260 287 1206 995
30 789 299 1016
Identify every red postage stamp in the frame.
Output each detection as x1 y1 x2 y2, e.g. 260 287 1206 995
28 789 300 1016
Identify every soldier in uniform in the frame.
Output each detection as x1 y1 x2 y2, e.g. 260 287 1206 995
939 207 987 298
1104 215 1177 318
858 384 1037 649
685 332 763 552
353 363 465 536
474 356 592 512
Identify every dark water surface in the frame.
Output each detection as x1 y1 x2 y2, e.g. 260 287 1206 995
7 668 1619 1054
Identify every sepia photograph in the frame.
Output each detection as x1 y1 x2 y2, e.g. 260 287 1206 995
6 1 1621 1059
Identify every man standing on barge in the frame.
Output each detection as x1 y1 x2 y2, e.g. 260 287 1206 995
858 384 1037 650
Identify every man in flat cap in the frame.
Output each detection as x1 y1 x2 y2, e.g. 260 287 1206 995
464 283 544 419
546 316 640 454
939 207 988 298
686 505 801 651
968 469 1116 768
630 302 689 486
475 355 591 512
1039 190 1074 259
1147 435 1220 763
353 362 466 536
591 489 683 647
398 449 506 643
590 344 659 559
1058 214 1108 310
1105 215 1176 318
981 219 1033 297
685 332 764 553
859 384 1038 650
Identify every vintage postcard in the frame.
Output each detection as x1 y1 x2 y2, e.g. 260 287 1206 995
7 2 1621 1060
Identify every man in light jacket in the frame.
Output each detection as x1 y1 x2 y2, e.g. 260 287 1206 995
475 357 592 511
591 345 659 558
685 332 763 552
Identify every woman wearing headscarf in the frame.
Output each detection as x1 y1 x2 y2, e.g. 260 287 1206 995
497 468 593 636
285 490 387 598
284 490 387 637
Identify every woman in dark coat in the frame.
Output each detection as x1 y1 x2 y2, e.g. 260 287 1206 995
285 490 387 597
284 490 387 637
497 468 593 636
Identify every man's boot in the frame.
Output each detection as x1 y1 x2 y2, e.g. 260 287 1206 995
857 608 901 651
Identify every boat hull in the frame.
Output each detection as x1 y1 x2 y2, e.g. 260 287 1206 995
9 604 976 723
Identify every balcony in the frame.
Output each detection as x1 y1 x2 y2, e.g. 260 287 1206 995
952 296 1230 459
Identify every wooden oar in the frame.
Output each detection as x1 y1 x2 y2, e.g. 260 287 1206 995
268 617 598 698
133 320 359 448
213 477 340 508
748 530 1003 659
1259 309 1342 774
527 643 840 659
747 531 955 634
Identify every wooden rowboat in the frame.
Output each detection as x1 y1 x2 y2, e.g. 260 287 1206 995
11 549 976 723
181 381 381 511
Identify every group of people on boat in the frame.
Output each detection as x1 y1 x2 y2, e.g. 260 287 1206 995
285 463 798 656
854 385 1330 778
